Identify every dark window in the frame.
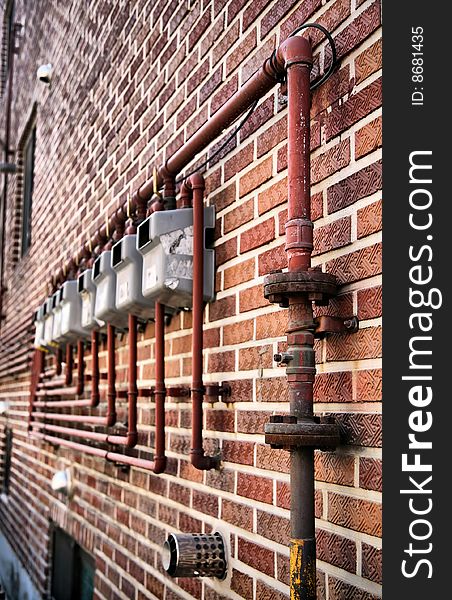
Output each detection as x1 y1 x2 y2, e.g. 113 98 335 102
1 426 13 494
51 528 95 600
21 126 36 255
1 1 15 93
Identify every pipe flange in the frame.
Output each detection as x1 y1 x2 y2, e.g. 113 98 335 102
265 418 340 450
263 270 337 307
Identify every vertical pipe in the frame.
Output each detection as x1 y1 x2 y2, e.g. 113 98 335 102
153 302 167 473
189 176 220 471
281 38 314 275
126 313 138 447
55 348 62 376
283 38 317 600
91 330 100 407
76 340 84 395
107 323 116 426
65 344 73 386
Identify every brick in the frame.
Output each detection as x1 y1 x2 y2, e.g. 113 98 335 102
326 326 382 361
192 490 219 518
223 258 255 290
205 408 234 433
239 284 269 313
210 183 236 212
261 0 321 39
256 309 286 339
223 319 254 345
326 78 382 141
311 66 351 118
281 0 349 42
316 528 356 573
355 115 382 159
239 157 273 197
359 457 382 492
231 569 253 598
332 0 381 62
358 286 382 320
208 350 235 373
356 369 382 401
333 412 382 447
328 492 381 536
326 243 382 284
257 116 287 158
224 198 254 234
256 444 290 473
355 38 382 84
313 216 351 256
258 243 286 276
223 440 254 465
315 452 354 486
311 139 351 184
358 199 382 238
328 576 380 600
222 499 253 530
224 143 254 182
238 538 274 577
237 473 273 504
257 511 290 547
362 543 382 584
314 371 353 403
226 29 257 75
216 237 238 266
258 177 287 216
237 410 269 434
255 581 287 600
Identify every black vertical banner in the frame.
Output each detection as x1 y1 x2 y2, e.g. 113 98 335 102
383 2 450 597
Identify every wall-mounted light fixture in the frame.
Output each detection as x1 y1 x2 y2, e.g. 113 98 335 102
51 468 73 497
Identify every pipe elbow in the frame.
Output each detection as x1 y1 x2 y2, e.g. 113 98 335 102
106 411 117 428
90 392 100 408
153 455 167 474
187 173 205 190
126 431 138 448
190 449 221 471
277 36 313 68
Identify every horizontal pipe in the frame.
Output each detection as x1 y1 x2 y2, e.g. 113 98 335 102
31 431 163 472
32 411 108 425
52 40 290 287
33 399 93 408
36 387 80 397
31 422 108 443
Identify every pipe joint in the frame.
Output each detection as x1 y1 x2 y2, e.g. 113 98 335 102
190 449 221 471
277 36 313 68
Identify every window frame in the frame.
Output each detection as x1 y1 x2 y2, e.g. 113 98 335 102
20 124 36 256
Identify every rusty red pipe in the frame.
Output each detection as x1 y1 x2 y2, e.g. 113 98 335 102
280 37 314 272
91 329 100 407
183 175 220 471
31 302 167 471
52 41 289 286
105 313 138 448
65 344 73 386
76 340 85 396
28 349 44 432
106 323 117 427
280 37 317 600
55 348 62 376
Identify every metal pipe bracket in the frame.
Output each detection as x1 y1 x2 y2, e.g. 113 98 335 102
263 269 337 307
265 415 340 451
314 315 359 339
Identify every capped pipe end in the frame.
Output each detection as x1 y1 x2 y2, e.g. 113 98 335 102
162 532 227 579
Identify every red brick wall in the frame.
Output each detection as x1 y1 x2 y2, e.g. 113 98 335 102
0 0 382 598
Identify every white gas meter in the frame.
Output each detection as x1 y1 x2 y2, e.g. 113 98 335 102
137 207 215 310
